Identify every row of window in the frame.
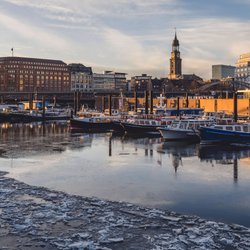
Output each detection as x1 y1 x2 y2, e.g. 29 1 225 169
6 64 68 71
8 61 65 67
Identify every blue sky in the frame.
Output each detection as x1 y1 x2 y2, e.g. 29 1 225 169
0 0 249 79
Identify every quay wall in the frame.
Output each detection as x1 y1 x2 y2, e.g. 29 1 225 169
127 98 250 116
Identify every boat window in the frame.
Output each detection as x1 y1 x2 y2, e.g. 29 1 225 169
151 121 156 125
226 126 233 131
171 122 178 128
188 122 194 129
144 120 150 125
179 121 188 129
139 120 144 125
214 126 223 130
235 126 241 132
243 126 249 132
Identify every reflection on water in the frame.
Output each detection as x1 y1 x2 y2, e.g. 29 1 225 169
157 141 198 172
1 123 250 227
0 122 93 158
199 144 250 162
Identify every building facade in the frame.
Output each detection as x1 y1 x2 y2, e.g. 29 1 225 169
93 71 127 92
235 53 250 85
114 72 127 91
168 32 182 79
130 74 152 92
0 57 70 93
212 65 235 80
68 63 93 92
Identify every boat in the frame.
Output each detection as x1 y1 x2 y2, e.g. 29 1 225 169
70 115 115 133
0 108 72 123
158 119 214 141
120 116 173 136
199 123 250 145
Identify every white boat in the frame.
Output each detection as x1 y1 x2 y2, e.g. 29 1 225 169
158 119 214 141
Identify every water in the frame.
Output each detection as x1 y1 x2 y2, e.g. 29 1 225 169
0 122 250 227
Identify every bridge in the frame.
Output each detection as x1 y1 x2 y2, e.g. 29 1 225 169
198 79 250 92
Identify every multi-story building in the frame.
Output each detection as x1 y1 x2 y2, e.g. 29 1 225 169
130 74 152 92
68 63 93 92
114 72 127 91
168 32 182 79
93 71 127 92
235 53 250 85
0 57 70 92
212 65 235 80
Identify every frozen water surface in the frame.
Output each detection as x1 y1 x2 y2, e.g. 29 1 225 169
0 122 250 229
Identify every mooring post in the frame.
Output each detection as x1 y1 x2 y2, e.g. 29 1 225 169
108 94 112 116
214 99 218 113
186 92 189 108
134 91 138 113
42 96 46 121
150 90 153 114
233 92 238 122
53 95 56 107
176 97 180 117
145 90 149 115
76 92 80 113
74 92 77 116
102 96 105 113
29 93 33 110
233 159 238 183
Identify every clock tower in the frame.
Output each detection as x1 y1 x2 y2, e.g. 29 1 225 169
168 31 182 79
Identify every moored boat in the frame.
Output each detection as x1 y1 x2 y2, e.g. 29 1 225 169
120 116 173 136
70 116 115 133
199 123 250 145
158 119 214 141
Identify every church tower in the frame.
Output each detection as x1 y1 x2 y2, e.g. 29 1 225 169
168 31 182 79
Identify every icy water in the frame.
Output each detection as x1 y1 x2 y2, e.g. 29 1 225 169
0 122 250 227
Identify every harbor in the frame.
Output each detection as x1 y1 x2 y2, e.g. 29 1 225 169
0 122 250 249
1 1 250 248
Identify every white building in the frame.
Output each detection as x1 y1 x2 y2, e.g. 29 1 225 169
235 53 250 86
68 63 93 92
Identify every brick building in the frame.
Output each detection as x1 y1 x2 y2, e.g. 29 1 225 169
0 57 70 93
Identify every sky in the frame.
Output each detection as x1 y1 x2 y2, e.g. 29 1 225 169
0 0 250 80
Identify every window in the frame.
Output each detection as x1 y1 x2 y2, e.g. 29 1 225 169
235 126 241 132
243 126 249 133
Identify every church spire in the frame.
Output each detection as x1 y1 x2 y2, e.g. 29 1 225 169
172 28 179 50
168 29 182 79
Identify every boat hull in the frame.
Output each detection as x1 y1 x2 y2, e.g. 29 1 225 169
121 122 161 136
70 118 112 133
158 128 200 141
199 126 250 145
0 112 70 123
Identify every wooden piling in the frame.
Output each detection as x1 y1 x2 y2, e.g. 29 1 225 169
233 92 238 122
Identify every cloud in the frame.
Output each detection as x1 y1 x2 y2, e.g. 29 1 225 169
1 0 250 80
3 0 184 20
0 12 70 52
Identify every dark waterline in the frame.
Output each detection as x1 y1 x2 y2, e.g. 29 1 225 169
0 122 250 227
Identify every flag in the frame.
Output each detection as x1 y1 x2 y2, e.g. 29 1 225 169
11 48 13 52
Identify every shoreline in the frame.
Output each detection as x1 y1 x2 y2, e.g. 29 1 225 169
0 171 250 249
